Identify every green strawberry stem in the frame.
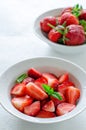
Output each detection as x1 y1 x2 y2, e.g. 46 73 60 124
72 4 83 17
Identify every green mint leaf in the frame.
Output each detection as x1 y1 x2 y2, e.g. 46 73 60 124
42 84 62 100
16 73 28 83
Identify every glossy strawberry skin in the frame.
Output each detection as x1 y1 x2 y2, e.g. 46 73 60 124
42 100 55 112
61 7 72 15
59 12 79 26
36 110 56 118
26 82 48 100
11 83 26 96
34 77 48 90
58 73 69 84
28 68 42 79
79 10 86 20
24 101 40 116
42 73 59 90
65 86 80 105
56 102 75 116
11 95 33 112
48 28 62 42
65 25 85 46
40 16 57 33
58 81 74 95
22 77 35 85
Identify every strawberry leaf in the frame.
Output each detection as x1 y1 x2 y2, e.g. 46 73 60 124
42 84 62 100
72 4 82 17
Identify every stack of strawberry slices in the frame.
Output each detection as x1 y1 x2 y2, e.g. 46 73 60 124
11 68 80 118
40 4 86 46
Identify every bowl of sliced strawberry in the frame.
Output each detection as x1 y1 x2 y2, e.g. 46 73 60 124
0 57 86 123
34 4 86 54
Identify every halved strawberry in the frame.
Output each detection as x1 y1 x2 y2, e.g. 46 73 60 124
22 77 35 85
11 95 33 112
11 83 26 96
56 102 75 116
58 73 69 84
34 77 48 90
42 100 55 112
26 82 48 100
58 81 74 95
42 73 59 90
65 86 80 105
28 68 42 79
50 92 66 106
24 101 40 116
36 110 56 118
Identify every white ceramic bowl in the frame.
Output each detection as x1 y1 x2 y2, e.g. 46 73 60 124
0 57 86 124
34 8 86 54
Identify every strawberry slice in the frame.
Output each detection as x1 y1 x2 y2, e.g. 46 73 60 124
50 92 66 106
56 102 75 116
24 101 40 116
58 81 74 95
36 110 56 118
28 68 42 79
11 95 33 112
11 83 26 96
42 100 55 112
22 77 34 85
26 82 48 100
59 73 69 84
65 86 80 105
34 77 48 90
42 73 59 90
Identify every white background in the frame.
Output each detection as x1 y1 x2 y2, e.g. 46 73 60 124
0 0 86 129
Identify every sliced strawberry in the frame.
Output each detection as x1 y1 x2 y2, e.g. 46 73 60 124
26 82 48 100
58 81 74 95
42 73 59 90
24 101 40 116
56 102 75 116
11 83 26 96
36 110 56 118
59 73 69 84
22 77 35 85
28 68 42 79
11 95 33 112
50 92 66 106
34 77 48 90
65 86 80 105
42 100 55 112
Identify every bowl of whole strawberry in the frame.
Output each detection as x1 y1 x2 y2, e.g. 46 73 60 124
0 57 86 124
34 4 86 54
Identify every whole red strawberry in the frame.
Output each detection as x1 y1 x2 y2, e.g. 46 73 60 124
40 16 57 32
64 24 85 46
48 28 62 42
59 12 79 26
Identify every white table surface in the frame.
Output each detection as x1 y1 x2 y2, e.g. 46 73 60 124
0 0 86 129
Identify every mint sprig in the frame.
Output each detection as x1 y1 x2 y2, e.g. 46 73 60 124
42 84 63 100
16 73 28 83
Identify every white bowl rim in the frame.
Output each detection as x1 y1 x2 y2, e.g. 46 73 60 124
0 56 86 124
33 8 86 49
